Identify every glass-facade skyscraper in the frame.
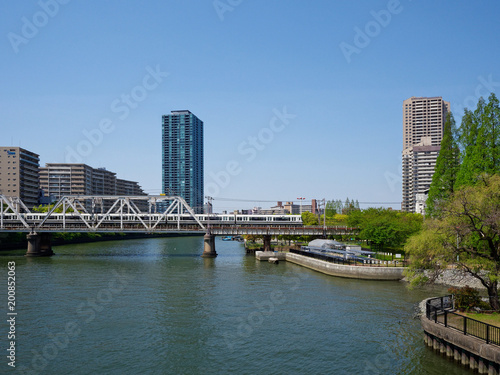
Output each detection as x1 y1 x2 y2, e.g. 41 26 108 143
162 110 204 213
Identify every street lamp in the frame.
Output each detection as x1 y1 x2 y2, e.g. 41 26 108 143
297 197 305 214
205 196 213 233
322 198 326 229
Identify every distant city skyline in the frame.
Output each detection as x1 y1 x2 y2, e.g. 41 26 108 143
2 1 500 212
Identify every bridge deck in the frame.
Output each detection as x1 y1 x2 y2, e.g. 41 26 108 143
0 224 356 236
0 194 357 236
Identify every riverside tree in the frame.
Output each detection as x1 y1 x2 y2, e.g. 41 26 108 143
405 175 500 310
425 112 460 218
347 208 422 251
455 93 500 188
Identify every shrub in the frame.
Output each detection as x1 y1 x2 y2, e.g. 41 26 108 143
448 286 489 311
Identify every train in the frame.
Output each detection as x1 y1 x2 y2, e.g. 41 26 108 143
1 212 303 226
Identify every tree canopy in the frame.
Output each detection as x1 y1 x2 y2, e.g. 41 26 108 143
455 93 500 188
426 112 460 218
348 208 422 250
405 174 500 310
301 211 319 226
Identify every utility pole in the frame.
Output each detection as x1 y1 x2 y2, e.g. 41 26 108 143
323 198 326 229
297 197 305 214
205 196 213 232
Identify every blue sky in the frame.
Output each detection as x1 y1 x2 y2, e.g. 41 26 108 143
1 0 500 212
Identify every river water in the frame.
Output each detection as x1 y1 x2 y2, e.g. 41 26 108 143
0 236 471 375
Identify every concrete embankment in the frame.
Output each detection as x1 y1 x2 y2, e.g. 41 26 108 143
256 251 405 280
421 297 500 373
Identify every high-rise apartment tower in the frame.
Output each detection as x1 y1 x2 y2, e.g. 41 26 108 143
162 110 204 213
39 163 146 211
0 147 40 208
402 97 450 213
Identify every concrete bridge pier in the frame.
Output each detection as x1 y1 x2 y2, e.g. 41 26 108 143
263 235 272 252
201 233 217 258
26 232 54 257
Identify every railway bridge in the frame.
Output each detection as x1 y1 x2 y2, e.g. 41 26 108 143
0 195 358 257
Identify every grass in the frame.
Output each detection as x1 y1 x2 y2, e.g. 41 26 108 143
435 310 500 345
461 312 500 327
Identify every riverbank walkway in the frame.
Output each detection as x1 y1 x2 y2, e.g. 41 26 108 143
422 296 500 374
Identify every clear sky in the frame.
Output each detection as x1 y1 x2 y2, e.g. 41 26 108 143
1 0 500 212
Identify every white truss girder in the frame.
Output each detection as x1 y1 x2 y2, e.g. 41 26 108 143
0 195 205 232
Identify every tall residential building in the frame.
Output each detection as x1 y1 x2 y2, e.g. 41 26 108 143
162 110 204 213
116 179 146 196
402 97 450 212
40 163 94 197
0 147 40 208
92 167 117 195
40 164 146 210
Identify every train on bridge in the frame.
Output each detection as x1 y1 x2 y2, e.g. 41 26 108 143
0 212 303 228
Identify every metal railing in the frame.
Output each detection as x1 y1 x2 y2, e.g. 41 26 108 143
426 296 500 346
289 248 406 267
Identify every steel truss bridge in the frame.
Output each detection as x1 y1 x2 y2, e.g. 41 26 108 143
0 195 358 236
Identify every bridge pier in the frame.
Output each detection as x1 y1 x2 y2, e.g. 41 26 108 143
26 232 54 257
201 233 217 258
263 235 272 252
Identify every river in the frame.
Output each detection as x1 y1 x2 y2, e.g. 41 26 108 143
0 236 471 375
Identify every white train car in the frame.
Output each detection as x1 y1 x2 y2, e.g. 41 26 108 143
1 212 303 226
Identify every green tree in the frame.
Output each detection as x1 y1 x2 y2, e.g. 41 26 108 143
484 93 500 174
342 197 359 215
344 197 350 213
334 199 343 214
243 234 259 242
426 112 460 217
456 103 483 188
301 211 319 226
405 175 500 310
354 200 360 210
347 208 422 251
325 200 336 217
456 94 500 188
32 204 73 213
